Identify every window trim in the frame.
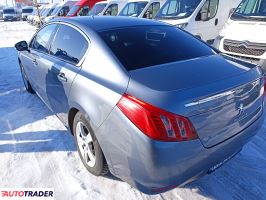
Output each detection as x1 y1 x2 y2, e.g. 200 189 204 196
29 23 59 55
30 22 91 67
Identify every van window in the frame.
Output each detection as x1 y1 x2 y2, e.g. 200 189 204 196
199 0 219 19
88 3 107 15
58 6 70 16
231 0 266 21
22 8 33 13
104 4 118 16
143 2 160 19
31 24 58 54
78 6 90 16
99 26 215 70
67 5 80 16
155 0 201 19
119 1 148 17
3 9 15 14
50 25 88 64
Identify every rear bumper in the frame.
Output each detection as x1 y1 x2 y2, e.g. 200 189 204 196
96 107 264 194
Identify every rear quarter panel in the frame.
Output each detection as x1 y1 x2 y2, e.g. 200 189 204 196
68 31 129 131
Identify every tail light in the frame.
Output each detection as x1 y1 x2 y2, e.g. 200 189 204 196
117 94 198 142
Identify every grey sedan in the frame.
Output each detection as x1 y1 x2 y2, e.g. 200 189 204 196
15 17 265 194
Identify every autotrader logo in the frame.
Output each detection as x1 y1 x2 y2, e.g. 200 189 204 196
0 188 54 199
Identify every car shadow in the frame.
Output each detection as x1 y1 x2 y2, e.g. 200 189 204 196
0 130 76 153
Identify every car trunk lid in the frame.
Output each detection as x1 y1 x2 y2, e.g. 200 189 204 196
127 55 264 148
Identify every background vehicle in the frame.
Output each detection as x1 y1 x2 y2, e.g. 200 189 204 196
27 8 37 24
32 6 48 26
0 9 3 20
15 17 264 194
22 6 33 21
119 0 149 17
44 1 77 23
155 0 242 44
214 0 266 71
88 0 127 16
67 0 103 17
119 0 165 18
3 7 21 21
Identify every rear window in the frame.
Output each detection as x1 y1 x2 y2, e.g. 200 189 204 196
98 26 215 70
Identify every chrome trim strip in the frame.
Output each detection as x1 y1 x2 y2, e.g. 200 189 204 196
185 90 235 107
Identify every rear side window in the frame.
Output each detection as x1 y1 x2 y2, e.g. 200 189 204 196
99 26 215 70
31 24 58 53
50 24 88 64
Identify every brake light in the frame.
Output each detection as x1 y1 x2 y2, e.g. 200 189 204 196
117 94 198 142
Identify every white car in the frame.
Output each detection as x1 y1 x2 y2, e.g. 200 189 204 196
214 0 266 69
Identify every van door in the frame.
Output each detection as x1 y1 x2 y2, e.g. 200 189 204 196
195 0 219 43
142 2 161 19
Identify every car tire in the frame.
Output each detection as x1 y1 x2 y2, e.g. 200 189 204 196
19 62 34 94
73 112 109 176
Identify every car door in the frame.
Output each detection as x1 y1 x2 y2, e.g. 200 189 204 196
46 24 89 124
195 0 219 43
20 24 58 101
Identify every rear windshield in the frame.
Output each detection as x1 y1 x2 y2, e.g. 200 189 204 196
22 8 33 13
98 26 215 70
3 9 15 14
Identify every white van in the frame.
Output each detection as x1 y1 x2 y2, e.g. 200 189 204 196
118 0 166 19
22 6 33 21
154 0 241 44
3 7 20 21
214 0 266 68
88 0 128 16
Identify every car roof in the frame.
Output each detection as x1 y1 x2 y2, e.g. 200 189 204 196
52 16 169 32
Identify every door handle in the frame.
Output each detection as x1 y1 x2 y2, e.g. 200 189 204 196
32 58 38 65
57 73 67 82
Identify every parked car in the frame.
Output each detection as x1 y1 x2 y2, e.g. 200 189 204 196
3 7 21 21
15 16 265 194
22 6 33 21
44 1 77 23
155 0 242 44
88 0 127 16
118 0 165 19
214 0 266 71
66 0 103 17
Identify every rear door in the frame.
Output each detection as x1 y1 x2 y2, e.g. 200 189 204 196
45 24 89 124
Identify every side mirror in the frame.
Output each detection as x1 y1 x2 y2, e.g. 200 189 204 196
200 11 209 21
15 41 29 51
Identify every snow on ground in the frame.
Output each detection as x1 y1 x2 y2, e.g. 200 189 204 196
0 21 266 200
